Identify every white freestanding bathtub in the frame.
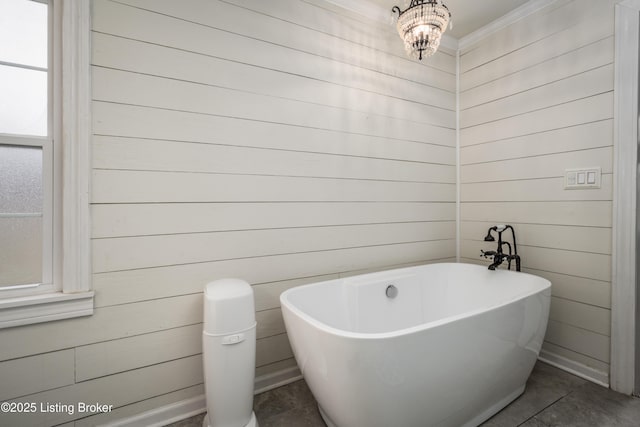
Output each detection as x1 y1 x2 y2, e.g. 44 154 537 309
280 262 551 427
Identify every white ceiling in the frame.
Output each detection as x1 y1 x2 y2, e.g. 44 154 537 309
369 0 531 39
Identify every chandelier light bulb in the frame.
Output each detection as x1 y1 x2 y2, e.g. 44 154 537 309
413 24 432 36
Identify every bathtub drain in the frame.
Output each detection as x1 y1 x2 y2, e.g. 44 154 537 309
385 284 398 299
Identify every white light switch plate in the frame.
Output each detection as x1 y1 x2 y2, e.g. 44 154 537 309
565 167 601 189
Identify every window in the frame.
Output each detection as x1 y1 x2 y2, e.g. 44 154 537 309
0 0 53 298
0 0 92 328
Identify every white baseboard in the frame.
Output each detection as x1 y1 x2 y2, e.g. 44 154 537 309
101 365 302 427
539 350 609 388
101 395 206 427
254 365 303 394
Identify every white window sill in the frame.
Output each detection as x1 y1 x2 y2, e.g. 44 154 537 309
0 291 94 329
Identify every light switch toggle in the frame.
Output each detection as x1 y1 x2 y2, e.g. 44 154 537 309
565 167 601 189
221 333 245 345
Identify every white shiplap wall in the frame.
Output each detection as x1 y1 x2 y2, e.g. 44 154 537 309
0 0 456 424
459 0 615 384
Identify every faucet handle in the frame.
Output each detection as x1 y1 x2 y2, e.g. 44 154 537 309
481 250 496 258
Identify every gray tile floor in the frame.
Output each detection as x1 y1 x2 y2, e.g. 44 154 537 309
167 362 640 427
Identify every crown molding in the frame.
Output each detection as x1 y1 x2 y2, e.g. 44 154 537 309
458 0 562 51
314 0 391 24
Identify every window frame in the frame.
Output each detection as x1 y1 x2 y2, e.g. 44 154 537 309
0 0 93 328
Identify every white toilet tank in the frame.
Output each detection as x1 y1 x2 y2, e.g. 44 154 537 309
203 279 258 427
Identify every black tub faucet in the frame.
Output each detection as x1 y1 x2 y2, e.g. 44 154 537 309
480 224 521 271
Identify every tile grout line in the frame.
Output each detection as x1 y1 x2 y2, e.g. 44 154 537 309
515 391 574 426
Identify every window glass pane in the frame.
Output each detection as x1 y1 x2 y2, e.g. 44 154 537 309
0 65 47 136
0 145 43 213
0 216 42 287
0 145 43 287
0 0 48 68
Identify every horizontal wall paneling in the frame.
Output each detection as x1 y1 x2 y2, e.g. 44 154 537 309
93 222 455 272
459 0 614 383
0 350 74 401
93 136 455 183
92 0 456 103
92 102 456 163
461 1 614 90
460 201 612 228
460 120 613 165
92 202 455 238
92 66 455 141
0 356 203 426
461 36 614 110
93 241 456 308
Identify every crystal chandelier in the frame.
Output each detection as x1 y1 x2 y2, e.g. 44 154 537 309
392 0 452 60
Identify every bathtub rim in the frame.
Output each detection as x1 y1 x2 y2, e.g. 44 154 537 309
280 262 551 340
